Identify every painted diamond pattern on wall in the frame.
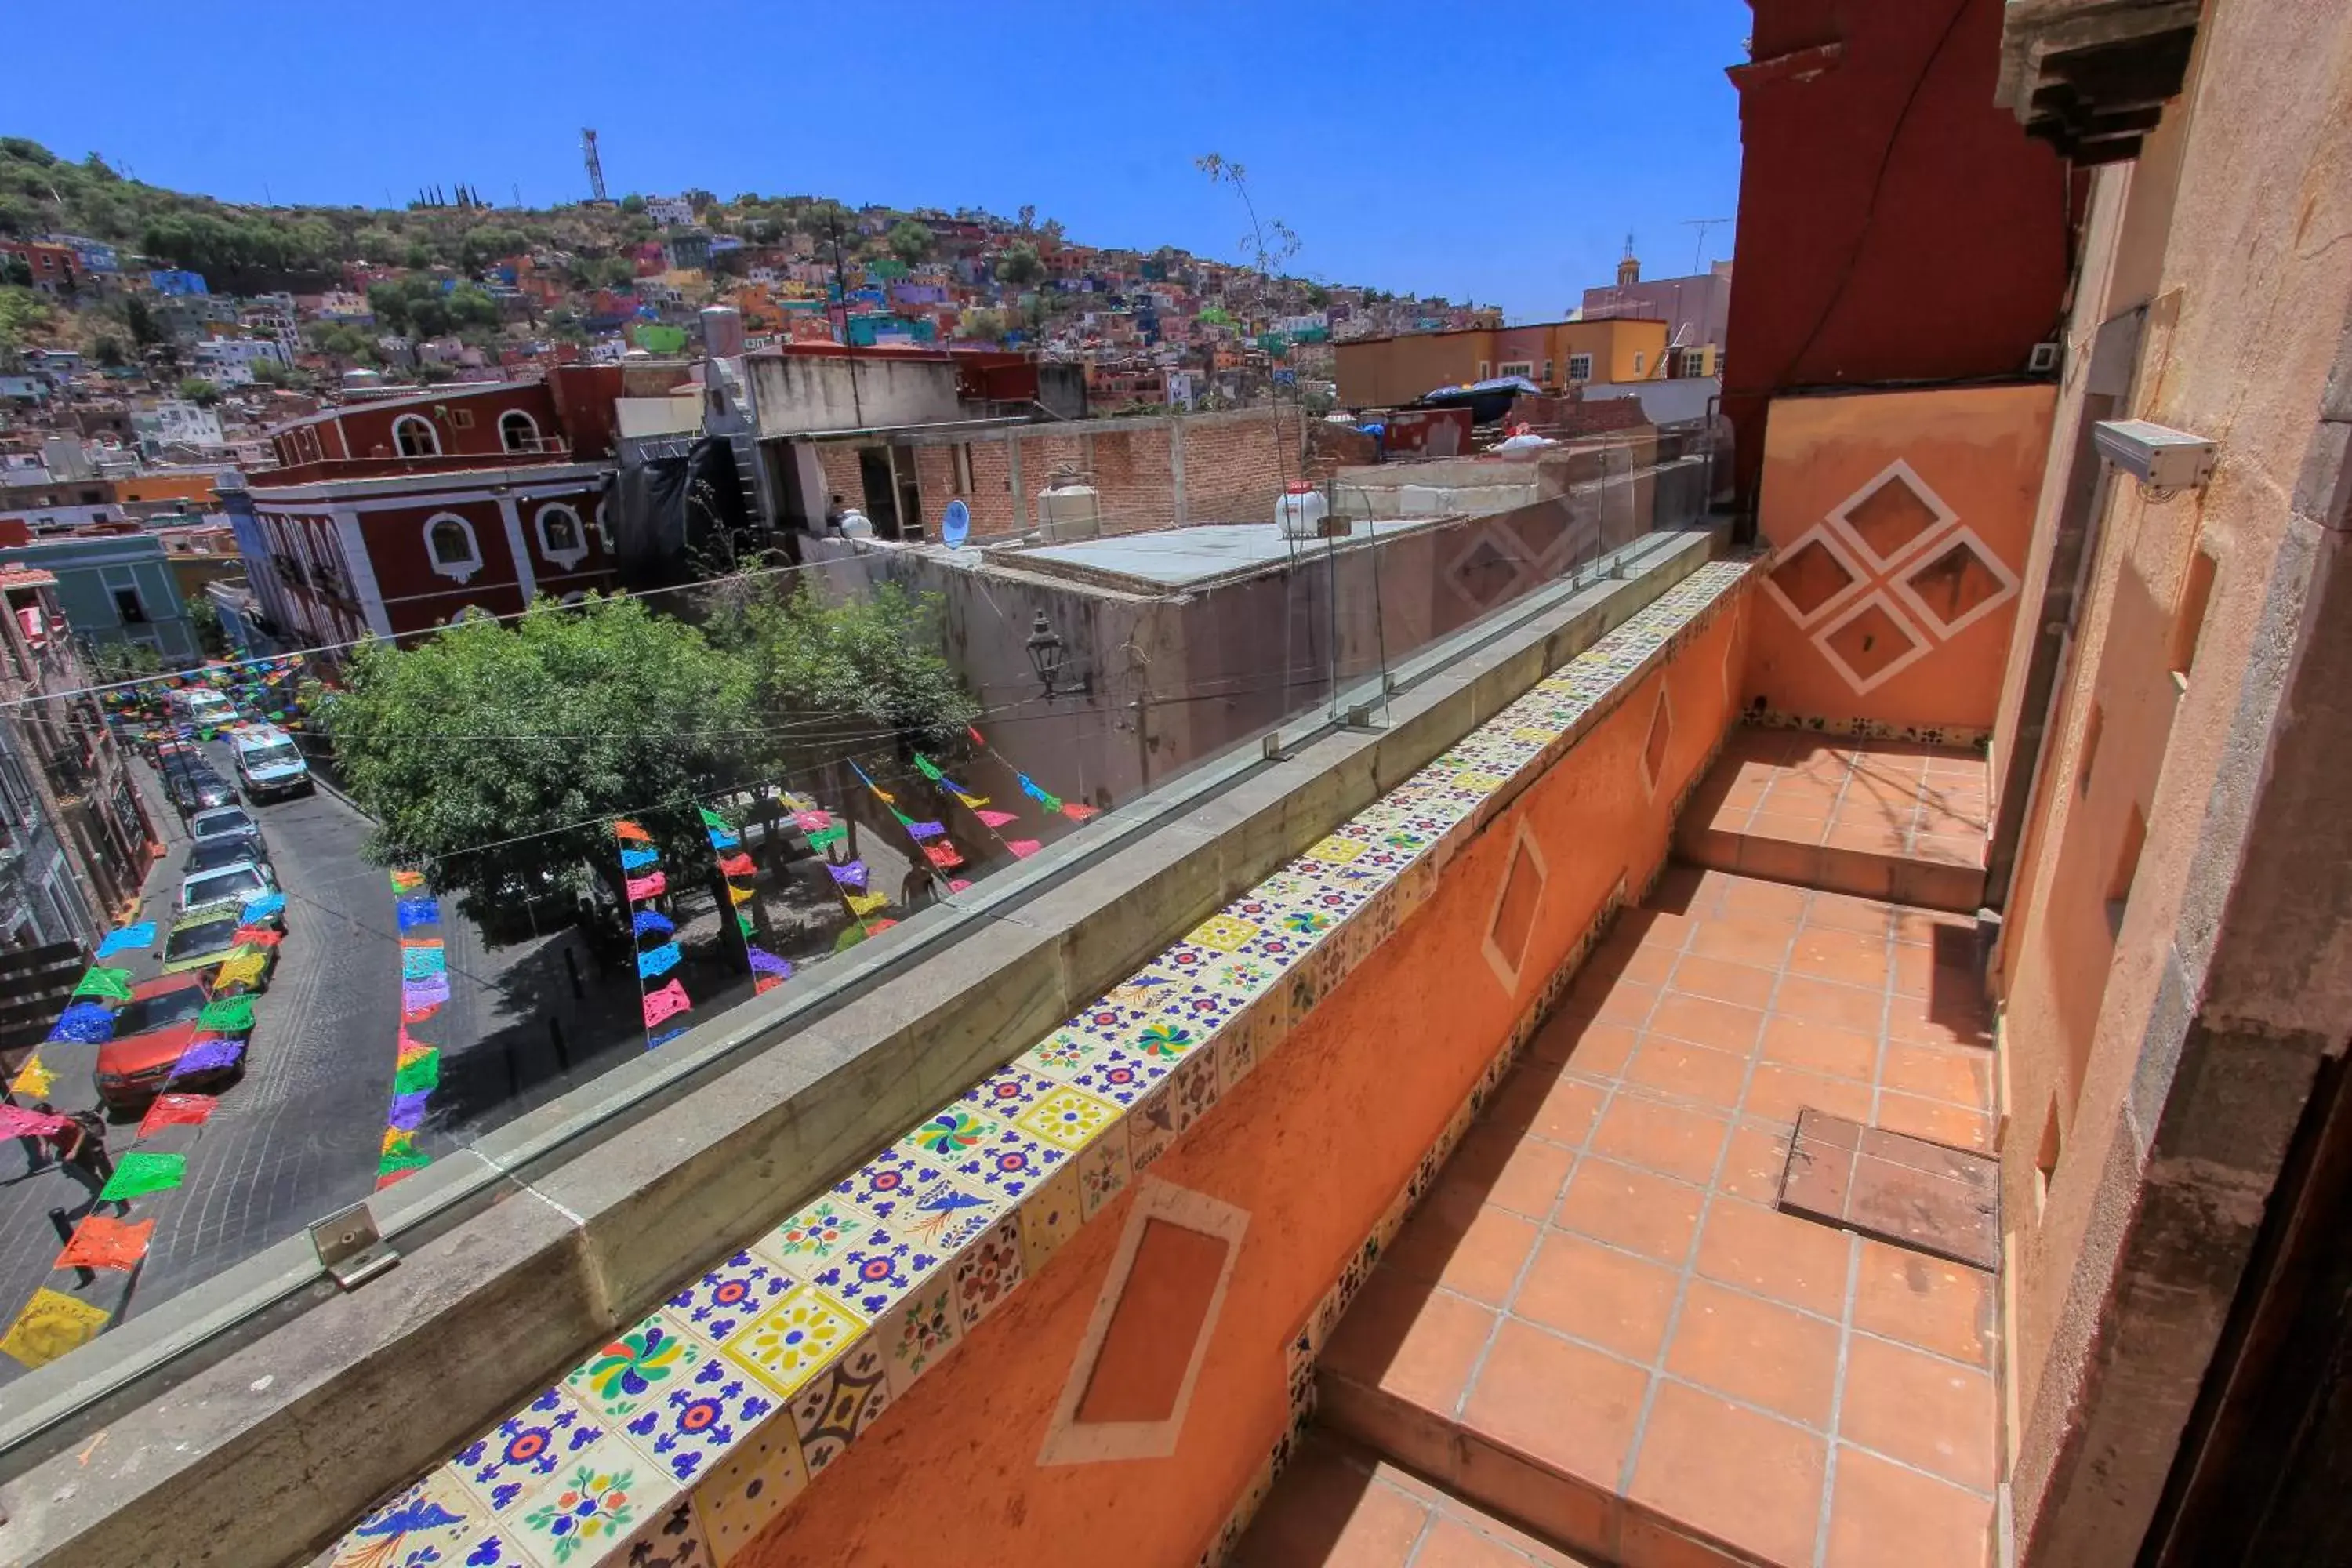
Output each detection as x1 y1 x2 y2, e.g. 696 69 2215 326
1892 527 2020 640
1817 597 1929 694
1833 459 1953 565
1639 686 1674 799
1765 535 1863 625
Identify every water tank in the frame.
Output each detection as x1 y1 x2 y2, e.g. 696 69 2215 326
700 306 746 359
341 368 382 390
1036 482 1102 543
1276 481 1329 539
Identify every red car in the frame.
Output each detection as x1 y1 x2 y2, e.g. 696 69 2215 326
93 972 240 1112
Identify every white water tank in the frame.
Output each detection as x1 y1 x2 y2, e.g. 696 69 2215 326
1036 481 1102 543
1277 481 1329 539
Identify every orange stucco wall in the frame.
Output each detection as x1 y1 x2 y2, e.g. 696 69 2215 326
735 592 1750 1566
1742 383 2055 738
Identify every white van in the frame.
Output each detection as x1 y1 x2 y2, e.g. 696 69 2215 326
229 724 314 802
171 688 240 731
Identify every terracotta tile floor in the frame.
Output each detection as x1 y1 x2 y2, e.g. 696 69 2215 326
1676 729 1990 913
1236 1432 1599 1567
1317 866 1999 1568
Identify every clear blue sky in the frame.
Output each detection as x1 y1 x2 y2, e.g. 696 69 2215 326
14 0 1749 320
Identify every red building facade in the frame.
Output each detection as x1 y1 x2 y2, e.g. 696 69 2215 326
246 383 615 645
1720 0 2080 511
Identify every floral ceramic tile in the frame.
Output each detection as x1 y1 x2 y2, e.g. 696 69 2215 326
1014 1082 1120 1152
328 1469 506 1568
512 1445 673 1566
612 1347 782 1486
1182 910 1263 953
566 1312 707 1426
687 1409 807 1566
1153 978 1250 1034
720 1284 865 1399
666 1250 793 1344
949 1126 1066 1202
877 1271 960 1396
883 1174 1004 1254
957 1063 1058 1120
804 1222 950 1319
1051 1043 1169 1109
951 1215 1025 1330
831 1144 955 1222
1126 1078 1181 1173
786 1334 891 1476
896 1105 1002 1160
1165 1046 1221 1135
1018 1163 1083 1277
455 1385 608 1516
612 1494 713 1568
1062 971 1186 1044
1075 1122 1133 1221
750 1196 876 1277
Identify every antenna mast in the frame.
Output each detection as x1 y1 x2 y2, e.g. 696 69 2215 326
1680 216 1732 274
581 129 608 204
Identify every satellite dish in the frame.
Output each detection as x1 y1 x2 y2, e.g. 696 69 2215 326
942 499 971 548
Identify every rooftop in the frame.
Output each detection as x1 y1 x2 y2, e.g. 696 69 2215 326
995 518 1451 593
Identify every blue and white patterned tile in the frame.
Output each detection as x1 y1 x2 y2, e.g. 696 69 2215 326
1061 969 1188 1044
956 1063 1058 1120
508 1436 680 1566
611 1347 782 1487
326 1469 511 1568
881 1174 1005 1254
453 1385 609 1518
895 1104 1003 1162
1051 1042 1171 1109
949 1126 1067 1202
565 1312 710 1428
832 1144 956 1223
803 1221 953 1321
610 1494 713 1568
666 1249 794 1344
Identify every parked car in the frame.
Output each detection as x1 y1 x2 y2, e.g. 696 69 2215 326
178 857 276 915
188 804 263 853
186 832 270 877
159 903 280 994
93 972 236 1109
168 688 241 731
164 766 237 813
229 724 313 802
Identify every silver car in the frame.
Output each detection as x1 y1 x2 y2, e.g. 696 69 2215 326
178 858 278 915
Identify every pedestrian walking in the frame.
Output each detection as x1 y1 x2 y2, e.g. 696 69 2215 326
42 1115 106 1207
16 1100 57 1174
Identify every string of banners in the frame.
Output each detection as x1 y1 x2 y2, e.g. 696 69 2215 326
617 818 694 1050
380 869 444 1187
1 896 280 1370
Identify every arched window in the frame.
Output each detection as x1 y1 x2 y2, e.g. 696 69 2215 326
392 414 440 457
499 409 540 452
423 513 481 582
535 503 589 570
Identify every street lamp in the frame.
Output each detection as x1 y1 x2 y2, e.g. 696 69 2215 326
1025 610 1087 698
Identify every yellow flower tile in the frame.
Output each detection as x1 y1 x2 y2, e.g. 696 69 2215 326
1016 1085 1120 1152
1185 913 1261 951
721 1285 865 1399
1301 835 1366 866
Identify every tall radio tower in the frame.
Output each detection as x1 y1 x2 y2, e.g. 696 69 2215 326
581 129 609 204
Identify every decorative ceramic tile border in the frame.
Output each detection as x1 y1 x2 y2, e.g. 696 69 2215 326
1744 707 1992 751
325 559 1755 1568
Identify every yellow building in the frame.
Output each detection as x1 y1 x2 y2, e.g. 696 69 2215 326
1334 318 1670 406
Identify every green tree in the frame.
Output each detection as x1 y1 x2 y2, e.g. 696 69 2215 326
710 581 978 768
176 376 222 406
994 242 1045 288
187 594 230 659
322 596 760 935
619 193 647 215
248 357 298 388
886 220 934 266
459 225 529 270
957 307 1007 343
0 285 48 360
124 293 162 347
92 334 126 368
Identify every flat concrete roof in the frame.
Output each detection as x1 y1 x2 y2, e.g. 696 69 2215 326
1004 517 1450 593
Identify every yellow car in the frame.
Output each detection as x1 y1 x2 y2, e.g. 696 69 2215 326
160 902 281 996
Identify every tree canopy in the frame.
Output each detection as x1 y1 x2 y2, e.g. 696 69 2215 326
995 242 1045 287
886 220 934 265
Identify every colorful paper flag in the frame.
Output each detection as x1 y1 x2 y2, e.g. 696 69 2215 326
213 950 269 990
698 805 732 831
174 1037 244 1075
705 826 740 850
976 808 1019 828
0 1105 71 1139
47 1003 116 1044
0 1287 110 1370
826 860 869 888
1007 840 1042 858
924 843 965 869
643 978 691 1029
866 918 899 933
100 1150 188 1201
806 824 848 850
614 819 652 842
386 1090 430 1130
948 878 973 892
400 942 445 980
198 996 256 1034
633 909 675 939
845 891 889 916
728 884 756 905
746 947 791 978
231 926 282 948
1062 803 1101 821
240 893 286 924
94 924 155 959
955 792 991 809
394 897 441 931
401 975 450 1018
913 754 944 782
9 1057 56 1096
637 942 681 979
619 845 660 871
394 1049 441 1095
794 810 831 833
390 869 427 892
906 820 946 840
717 852 756 877
56 1215 154 1273
139 1094 216 1136
625 871 667 902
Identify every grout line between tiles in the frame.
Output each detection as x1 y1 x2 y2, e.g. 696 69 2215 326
1812 1230 1865 1568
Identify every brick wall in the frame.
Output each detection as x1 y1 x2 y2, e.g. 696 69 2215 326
814 444 864 518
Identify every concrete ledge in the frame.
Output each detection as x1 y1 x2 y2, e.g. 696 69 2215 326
0 528 1725 1568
